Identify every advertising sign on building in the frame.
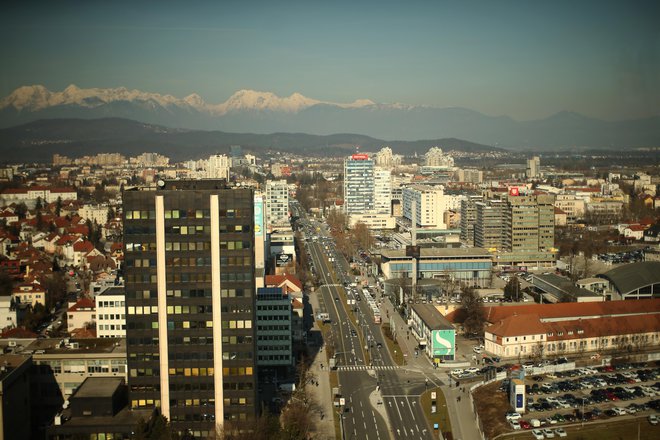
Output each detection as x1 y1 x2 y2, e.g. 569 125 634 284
254 198 264 237
276 253 293 267
351 153 369 160
432 329 455 357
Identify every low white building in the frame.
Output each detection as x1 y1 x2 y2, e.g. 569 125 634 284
78 204 110 226
67 297 96 333
95 287 126 338
0 295 18 330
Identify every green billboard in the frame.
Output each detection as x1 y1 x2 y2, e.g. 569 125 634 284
432 329 455 357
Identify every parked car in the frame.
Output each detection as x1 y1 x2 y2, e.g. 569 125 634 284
555 428 568 438
531 429 544 440
542 428 556 438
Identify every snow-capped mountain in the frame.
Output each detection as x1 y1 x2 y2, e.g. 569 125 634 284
1 84 659 148
0 84 378 115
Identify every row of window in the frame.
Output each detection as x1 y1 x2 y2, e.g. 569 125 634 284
257 305 290 311
257 355 291 361
257 335 291 341
257 315 290 321
127 271 253 283
171 398 214 407
98 314 125 320
98 300 125 307
169 367 214 377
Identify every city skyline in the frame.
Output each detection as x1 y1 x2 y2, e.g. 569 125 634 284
2 0 659 121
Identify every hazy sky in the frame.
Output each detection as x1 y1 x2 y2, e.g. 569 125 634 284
2 0 659 121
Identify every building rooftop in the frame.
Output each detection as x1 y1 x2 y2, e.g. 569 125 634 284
73 377 123 398
478 299 660 325
598 261 660 296
26 337 125 355
381 247 491 259
410 304 454 330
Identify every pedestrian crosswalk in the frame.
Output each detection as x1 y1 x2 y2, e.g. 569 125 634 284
336 365 399 372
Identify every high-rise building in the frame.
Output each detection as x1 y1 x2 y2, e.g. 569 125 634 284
374 147 402 168
123 180 256 437
255 287 293 368
526 156 541 179
373 167 392 215
265 180 290 230
474 192 555 266
460 195 483 246
505 194 554 253
402 185 447 228
474 200 507 250
424 147 454 168
207 154 230 180
343 154 375 215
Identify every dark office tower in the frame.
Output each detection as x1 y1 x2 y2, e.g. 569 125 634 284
123 180 256 438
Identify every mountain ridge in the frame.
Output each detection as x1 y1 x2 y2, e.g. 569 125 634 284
0 117 498 163
1 85 659 148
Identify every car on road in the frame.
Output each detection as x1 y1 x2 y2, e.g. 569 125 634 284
334 297 339 302
531 429 544 440
649 414 659 425
451 368 464 376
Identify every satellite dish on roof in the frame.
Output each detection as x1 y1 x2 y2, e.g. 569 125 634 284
157 179 165 188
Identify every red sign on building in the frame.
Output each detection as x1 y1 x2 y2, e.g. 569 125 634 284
351 154 369 160
509 187 520 196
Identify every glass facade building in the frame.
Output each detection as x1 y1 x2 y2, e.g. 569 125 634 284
123 180 256 438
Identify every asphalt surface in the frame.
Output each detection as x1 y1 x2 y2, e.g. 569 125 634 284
302 214 435 440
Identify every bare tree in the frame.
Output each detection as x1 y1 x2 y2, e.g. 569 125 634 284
460 286 485 338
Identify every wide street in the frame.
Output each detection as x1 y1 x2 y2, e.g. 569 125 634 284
302 211 435 440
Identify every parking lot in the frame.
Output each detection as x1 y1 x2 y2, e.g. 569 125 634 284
500 361 660 435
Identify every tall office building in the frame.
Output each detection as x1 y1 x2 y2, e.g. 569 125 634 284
373 167 392 215
474 200 507 249
123 180 256 438
343 154 375 214
401 185 447 228
207 154 230 180
505 194 554 253
460 195 483 246
473 192 555 266
526 156 541 179
265 179 290 230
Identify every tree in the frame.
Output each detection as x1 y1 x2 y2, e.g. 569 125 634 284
55 196 62 216
504 276 522 302
326 210 347 233
0 272 13 297
460 286 485 337
350 222 374 252
35 196 43 211
15 202 28 219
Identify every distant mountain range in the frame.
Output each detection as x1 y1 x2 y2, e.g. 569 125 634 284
0 118 498 163
1 85 658 149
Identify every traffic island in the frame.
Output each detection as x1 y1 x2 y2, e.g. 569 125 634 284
420 387 453 439
381 323 405 366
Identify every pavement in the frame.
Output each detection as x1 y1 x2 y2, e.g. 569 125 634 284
379 291 484 440
307 291 340 440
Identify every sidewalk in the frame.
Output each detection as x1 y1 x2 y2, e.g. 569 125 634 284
381 296 484 440
307 292 337 440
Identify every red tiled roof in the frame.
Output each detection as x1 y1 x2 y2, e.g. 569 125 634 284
265 274 303 291
481 299 660 325
1 327 38 339
486 314 547 337
73 241 94 253
292 298 304 309
68 297 96 312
